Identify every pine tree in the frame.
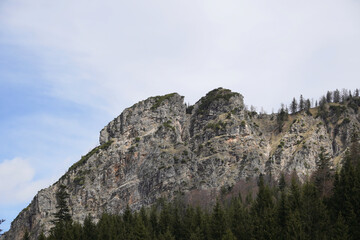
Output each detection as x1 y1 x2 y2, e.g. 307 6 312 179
149 205 159 238
288 173 301 211
158 202 171 235
158 228 175 240
355 89 359 97
299 95 304 111
210 201 226 240
333 89 340 103
189 227 204 240
305 99 311 114
132 214 151 240
49 184 72 240
53 185 71 224
83 214 97 240
326 91 333 103
332 213 349 240
277 104 289 132
277 191 290 240
313 148 333 197
221 229 236 240
291 97 298 114
252 175 277 239
278 173 286 192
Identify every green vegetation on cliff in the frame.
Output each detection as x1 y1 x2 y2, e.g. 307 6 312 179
197 88 240 115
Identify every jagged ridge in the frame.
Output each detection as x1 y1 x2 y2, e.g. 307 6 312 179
2 87 360 240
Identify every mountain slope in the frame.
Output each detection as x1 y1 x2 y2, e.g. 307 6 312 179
2 88 360 240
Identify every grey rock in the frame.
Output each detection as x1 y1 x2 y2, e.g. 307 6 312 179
2 88 360 240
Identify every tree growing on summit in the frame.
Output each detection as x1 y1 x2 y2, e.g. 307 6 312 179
326 91 333 103
290 98 298 114
277 104 288 132
305 99 311 113
299 95 304 111
333 89 340 103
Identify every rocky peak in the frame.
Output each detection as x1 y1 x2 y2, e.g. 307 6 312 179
100 93 185 144
189 88 244 137
2 88 360 240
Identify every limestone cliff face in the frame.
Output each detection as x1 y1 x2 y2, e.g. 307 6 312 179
2 88 360 240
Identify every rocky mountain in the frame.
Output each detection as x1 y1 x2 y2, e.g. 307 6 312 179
2 88 360 240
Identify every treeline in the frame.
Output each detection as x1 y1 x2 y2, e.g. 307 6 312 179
277 88 360 115
29 138 360 240
275 88 360 132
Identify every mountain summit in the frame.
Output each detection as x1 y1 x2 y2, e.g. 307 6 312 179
3 88 360 239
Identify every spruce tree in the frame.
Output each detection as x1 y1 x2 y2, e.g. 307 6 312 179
210 201 226 240
53 184 71 224
83 215 97 240
299 95 305 111
221 229 236 240
313 148 333 197
189 227 204 240
49 184 72 240
252 175 277 239
332 213 349 240
301 182 329 239
333 89 340 103
277 105 289 132
277 191 290 240
291 98 298 114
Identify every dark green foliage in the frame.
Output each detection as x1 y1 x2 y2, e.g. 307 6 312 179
329 105 346 118
53 185 72 224
291 97 298 114
333 89 340 103
313 148 333 197
277 105 288 132
210 201 226 239
299 94 304 111
151 93 176 110
186 105 194 114
347 97 360 113
330 138 360 240
83 215 97 240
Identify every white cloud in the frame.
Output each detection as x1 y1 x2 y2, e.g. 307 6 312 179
0 158 52 204
1 1 359 112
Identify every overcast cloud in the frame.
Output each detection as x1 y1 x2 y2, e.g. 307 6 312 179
0 0 359 232
2 0 359 113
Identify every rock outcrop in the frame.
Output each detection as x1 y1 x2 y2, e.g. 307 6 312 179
2 88 360 239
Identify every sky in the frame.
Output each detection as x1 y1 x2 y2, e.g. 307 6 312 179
0 0 360 233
